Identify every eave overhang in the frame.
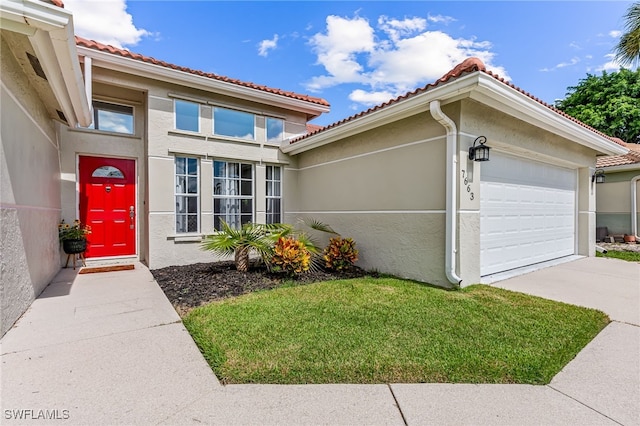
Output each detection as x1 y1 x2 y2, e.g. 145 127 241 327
0 0 91 127
282 72 628 157
77 45 331 120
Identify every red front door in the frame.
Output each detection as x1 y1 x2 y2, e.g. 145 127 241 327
79 156 136 258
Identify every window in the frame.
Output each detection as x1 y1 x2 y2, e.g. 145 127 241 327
174 100 199 132
213 107 255 140
175 157 199 233
266 165 281 224
89 100 134 134
266 117 284 143
91 166 124 178
213 160 253 230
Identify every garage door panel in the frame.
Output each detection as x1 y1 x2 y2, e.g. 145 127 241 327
480 154 576 276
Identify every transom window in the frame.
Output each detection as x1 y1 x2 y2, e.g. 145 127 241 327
266 165 282 224
213 107 255 140
174 100 199 132
213 160 253 230
89 100 134 134
91 166 124 178
266 117 284 143
175 157 199 233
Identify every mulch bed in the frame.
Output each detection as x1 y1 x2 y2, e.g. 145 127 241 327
151 261 371 317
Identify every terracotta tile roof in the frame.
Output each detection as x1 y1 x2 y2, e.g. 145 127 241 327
75 36 330 108
290 57 626 147
306 123 324 134
47 0 65 8
597 142 640 168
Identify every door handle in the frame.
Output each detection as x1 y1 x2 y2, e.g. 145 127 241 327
129 206 135 229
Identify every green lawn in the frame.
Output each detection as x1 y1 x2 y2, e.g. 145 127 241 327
184 277 609 385
597 250 640 262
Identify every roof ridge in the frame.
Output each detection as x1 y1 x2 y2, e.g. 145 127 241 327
74 36 329 108
294 57 625 147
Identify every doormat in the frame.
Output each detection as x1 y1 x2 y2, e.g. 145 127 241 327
79 264 135 274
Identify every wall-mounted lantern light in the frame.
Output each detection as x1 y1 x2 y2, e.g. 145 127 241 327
469 136 491 162
592 169 606 184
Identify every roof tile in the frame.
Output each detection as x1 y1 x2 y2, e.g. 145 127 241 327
597 143 640 168
75 36 329 108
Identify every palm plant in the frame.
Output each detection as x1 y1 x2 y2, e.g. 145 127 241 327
614 2 640 67
201 221 286 272
201 218 338 273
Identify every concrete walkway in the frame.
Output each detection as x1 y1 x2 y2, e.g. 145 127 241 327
1 257 638 425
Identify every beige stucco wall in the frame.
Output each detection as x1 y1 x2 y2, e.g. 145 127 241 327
460 99 599 281
289 99 601 287
58 79 147 264
290 112 452 286
139 72 304 269
596 169 640 235
0 39 61 336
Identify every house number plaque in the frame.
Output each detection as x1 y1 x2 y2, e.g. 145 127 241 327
461 170 474 201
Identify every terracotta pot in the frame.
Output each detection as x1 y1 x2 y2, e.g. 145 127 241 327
62 238 87 254
623 234 636 243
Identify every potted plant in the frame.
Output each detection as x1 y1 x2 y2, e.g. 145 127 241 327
58 219 91 254
623 234 636 243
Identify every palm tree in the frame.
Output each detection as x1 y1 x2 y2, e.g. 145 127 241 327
614 2 640 67
201 221 284 272
201 218 338 272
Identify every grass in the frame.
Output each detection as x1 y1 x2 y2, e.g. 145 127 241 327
184 277 609 385
597 250 640 262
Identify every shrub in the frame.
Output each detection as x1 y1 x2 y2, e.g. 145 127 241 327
270 237 311 275
324 237 358 271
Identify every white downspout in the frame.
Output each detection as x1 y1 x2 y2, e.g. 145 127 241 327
83 56 93 122
631 175 640 239
430 100 462 286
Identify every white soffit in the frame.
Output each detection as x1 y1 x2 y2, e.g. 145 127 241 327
0 0 91 127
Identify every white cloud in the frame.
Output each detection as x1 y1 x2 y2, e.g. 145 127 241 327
348 89 397 106
378 16 426 42
609 30 622 38
307 15 376 90
596 53 623 72
258 34 279 57
557 57 580 68
65 0 149 48
306 14 509 107
427 14 456 25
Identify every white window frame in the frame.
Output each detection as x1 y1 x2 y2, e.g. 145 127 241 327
213 160 254 230
212 107 256 140
265 165 282 224
174 99 200 133
175 156 200 234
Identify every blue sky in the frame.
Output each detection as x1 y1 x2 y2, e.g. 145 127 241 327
65 1 636 127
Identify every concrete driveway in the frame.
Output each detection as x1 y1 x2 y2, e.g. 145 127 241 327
1 257 638 425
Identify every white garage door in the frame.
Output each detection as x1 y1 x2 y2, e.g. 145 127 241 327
480 153 576 276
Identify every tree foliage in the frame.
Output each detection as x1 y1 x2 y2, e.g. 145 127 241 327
614 1 640 67
555 68 640 143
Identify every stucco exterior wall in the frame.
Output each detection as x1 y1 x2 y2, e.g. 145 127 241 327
141 75 304 269
459 99 599 275
596 169 640 235
0 40 61 336
290 99 602 287
290 112 451 286
58 79 147 263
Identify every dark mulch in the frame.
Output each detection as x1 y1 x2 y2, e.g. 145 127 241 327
151 261 371 317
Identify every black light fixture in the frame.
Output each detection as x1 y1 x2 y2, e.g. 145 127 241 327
592 169 606 184
469 136 491 162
